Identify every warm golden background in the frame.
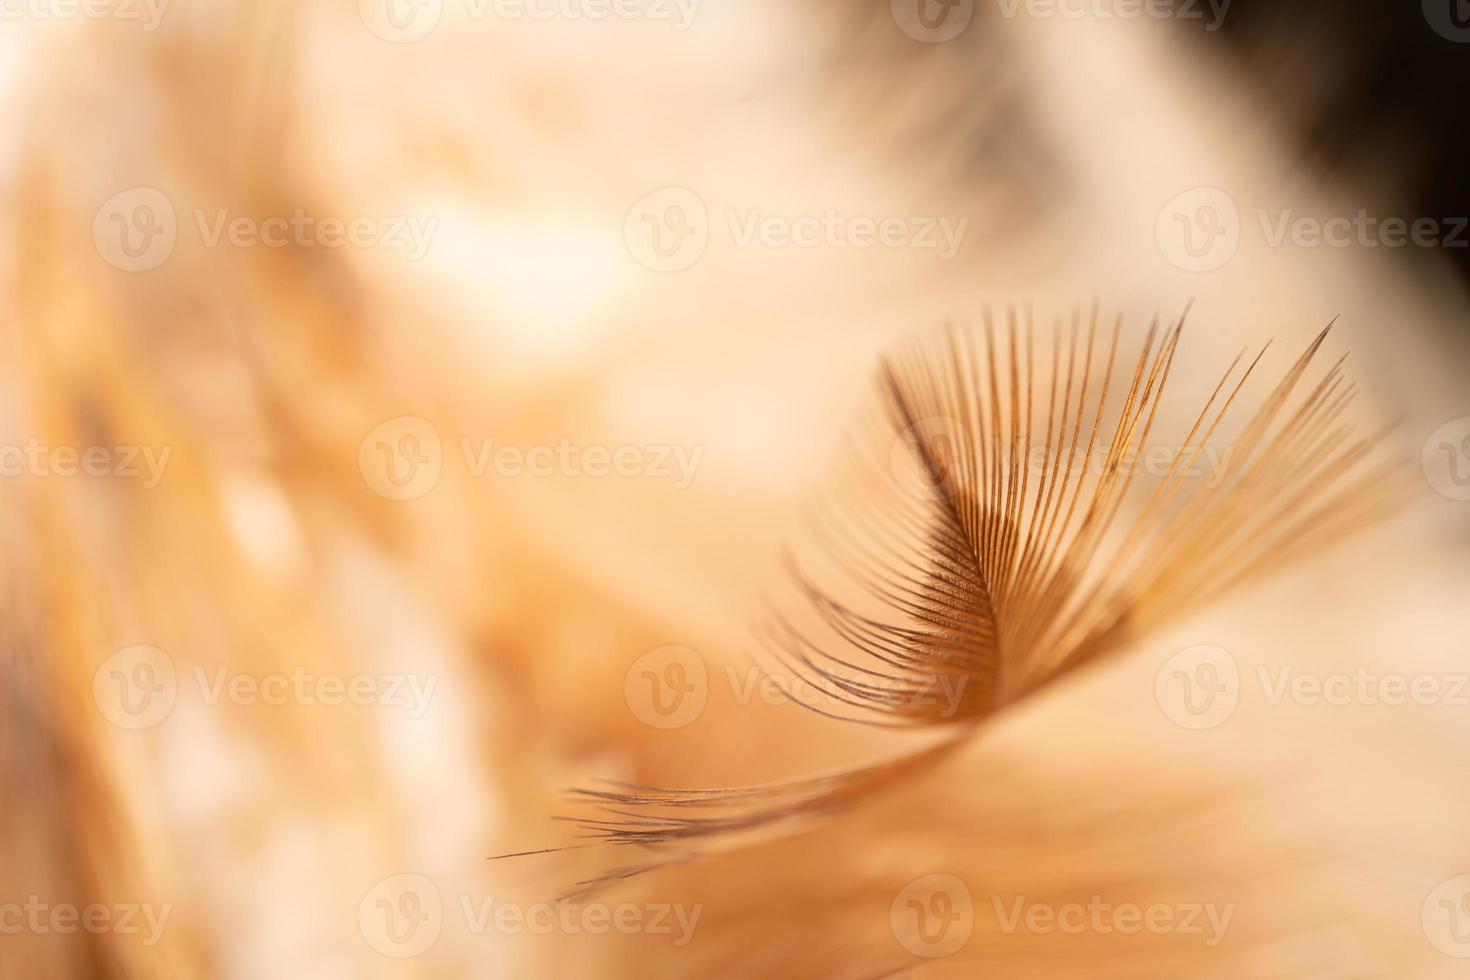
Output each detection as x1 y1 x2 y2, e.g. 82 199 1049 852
3 1 1469 977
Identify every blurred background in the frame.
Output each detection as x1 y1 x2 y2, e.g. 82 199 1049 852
2 1 1469 977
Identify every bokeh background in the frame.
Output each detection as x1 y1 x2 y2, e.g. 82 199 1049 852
3 1 1469 977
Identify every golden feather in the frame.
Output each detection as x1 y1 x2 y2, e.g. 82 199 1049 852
512 306 1405 899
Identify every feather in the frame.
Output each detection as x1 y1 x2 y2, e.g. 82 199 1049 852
517 306 1407 898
